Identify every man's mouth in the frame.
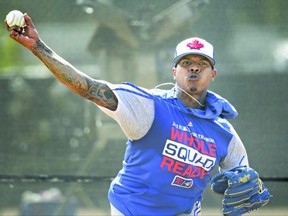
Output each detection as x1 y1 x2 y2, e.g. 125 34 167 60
187 73 200 81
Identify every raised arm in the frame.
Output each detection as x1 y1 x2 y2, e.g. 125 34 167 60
5 13 118 111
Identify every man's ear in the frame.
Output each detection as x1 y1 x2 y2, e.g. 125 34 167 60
212 69 217 78
211 69 217 81
172 67 177 80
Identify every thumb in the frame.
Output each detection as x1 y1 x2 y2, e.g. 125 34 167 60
23 13 35 28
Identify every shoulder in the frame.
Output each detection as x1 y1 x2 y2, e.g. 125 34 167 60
206 91 238 120
98 82 156 140
109 82 152 98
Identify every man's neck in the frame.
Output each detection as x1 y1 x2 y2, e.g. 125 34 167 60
177 89 206 109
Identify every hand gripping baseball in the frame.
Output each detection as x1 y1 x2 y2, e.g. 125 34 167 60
4 12 40 51
210 166 272 215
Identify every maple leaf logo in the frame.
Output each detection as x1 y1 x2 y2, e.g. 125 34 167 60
186 40 204 50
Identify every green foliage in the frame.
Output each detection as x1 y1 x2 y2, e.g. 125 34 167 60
0 29 24 71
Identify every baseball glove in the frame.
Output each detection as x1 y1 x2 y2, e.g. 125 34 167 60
210 166 272 216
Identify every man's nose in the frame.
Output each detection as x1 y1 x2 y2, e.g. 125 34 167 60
189 63 201 72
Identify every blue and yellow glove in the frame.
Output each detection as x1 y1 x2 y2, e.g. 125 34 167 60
210 166 272 216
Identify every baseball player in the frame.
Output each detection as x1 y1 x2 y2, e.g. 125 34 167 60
5 13 271 216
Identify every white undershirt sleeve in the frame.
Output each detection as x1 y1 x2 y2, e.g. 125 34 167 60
219 126 249 172
96 83 155 141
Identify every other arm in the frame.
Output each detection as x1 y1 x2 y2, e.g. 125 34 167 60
219 126 249 171
211 127 272 215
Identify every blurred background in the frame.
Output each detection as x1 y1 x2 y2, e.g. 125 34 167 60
0 0 288 215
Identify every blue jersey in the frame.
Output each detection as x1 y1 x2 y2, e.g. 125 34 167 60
107 83 238 215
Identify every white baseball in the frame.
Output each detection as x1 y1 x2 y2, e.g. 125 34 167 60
6 10 26 28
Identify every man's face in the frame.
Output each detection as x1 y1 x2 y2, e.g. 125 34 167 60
172 54 217 95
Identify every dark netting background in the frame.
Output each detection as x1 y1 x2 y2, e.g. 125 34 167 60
0 0 288 215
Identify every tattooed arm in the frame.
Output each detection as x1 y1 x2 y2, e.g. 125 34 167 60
5 13 118 111
32 40 118 110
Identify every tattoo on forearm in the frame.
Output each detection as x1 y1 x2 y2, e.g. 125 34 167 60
33 40 118 111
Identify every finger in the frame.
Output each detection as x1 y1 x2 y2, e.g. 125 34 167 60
8 25 22 33
23 13 35 28
9 29 20 41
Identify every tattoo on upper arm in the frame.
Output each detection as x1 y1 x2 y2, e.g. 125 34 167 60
87 80 118 111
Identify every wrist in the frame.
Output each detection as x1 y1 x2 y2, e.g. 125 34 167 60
31 39 52 56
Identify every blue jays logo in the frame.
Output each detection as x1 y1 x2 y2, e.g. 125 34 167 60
172 175 193 188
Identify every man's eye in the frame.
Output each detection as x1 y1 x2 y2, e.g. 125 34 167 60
182 61 192 66
199 61 208 66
